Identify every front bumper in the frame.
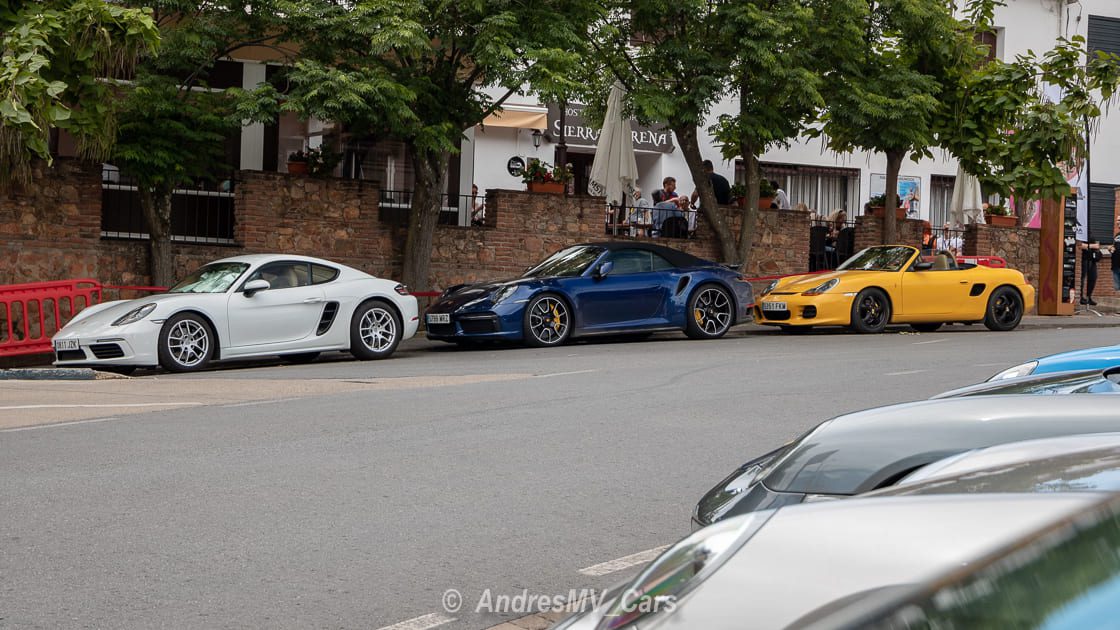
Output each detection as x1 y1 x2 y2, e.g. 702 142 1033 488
51 324 161 368
754 293 853 327
424 301 525 341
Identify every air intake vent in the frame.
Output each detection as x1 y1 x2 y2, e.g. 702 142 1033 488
89 343 125 359
317 302 339 335
970 284 986 297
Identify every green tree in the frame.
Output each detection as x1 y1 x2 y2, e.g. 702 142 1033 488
280 0 599 290
0 0 158 187
111 1 282 285
813 0 974 244
711 0 862 265
587 0 738 263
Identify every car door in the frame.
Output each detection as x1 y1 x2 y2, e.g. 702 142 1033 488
574 249 674 330
226 261 326 347
901 255 969 316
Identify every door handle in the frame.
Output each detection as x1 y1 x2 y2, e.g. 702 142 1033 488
303 297 324 304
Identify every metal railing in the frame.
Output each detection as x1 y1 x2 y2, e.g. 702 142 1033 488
378 190 482 228
809 219 857 271
928 226 966 256
100 167 236 244
605 204 698 239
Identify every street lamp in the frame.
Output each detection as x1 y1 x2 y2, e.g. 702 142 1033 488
531 128 542 149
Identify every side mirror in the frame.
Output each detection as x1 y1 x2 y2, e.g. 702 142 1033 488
913 262 934 271
595 260 614 279
243 279 271 296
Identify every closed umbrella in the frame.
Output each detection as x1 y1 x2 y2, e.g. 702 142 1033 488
588 82 639 222
949 164 985 228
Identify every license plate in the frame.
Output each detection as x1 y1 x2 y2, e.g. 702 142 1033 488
761 302 787 311
54 338 79 351
426 313 451 324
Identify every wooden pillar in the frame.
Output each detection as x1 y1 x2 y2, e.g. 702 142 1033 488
1037 197 1075 316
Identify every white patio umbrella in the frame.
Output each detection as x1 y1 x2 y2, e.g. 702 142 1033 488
587 82 639 211
948 164 985 228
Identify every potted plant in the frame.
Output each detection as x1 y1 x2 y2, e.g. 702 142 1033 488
758 178 776 209
287 150 310 175
867 194 906 220
522 160 572 194
729 183 748 207
985 202 1018 227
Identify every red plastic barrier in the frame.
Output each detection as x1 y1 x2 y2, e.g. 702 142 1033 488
0 279 103 357
957 256 1008 268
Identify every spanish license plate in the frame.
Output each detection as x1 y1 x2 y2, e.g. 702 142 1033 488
426 313 451 324
54 338 79 351
761 302 787 312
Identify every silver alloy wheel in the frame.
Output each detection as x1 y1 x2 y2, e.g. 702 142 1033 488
360 306 398 352
694 287 732 335
528 296 569 345
167 319 209 367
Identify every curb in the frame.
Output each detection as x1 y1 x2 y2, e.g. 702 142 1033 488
0 368 124 381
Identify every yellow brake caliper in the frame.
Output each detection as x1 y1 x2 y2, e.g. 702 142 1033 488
551 304 562 330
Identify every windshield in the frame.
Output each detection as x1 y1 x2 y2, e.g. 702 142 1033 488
523 246 604 278
837 246 916 272
168 262 249 293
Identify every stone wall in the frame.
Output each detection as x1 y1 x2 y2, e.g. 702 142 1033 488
965 224 1040 291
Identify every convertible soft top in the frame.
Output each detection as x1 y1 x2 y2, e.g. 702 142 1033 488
582 241 713 269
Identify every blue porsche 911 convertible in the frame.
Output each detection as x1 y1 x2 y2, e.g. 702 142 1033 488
425 242 755 346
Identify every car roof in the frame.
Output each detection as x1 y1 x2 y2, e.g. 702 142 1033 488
656 493 1102 630
210 253 346 267
867 435 1120 495
579 242 715 268
760 395 1120 495
932 366 1120 398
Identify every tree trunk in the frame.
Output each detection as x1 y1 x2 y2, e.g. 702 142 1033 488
140 185 174 287
737 146 761 270
400 149 449 291
674 124 738 265
882 150 906 245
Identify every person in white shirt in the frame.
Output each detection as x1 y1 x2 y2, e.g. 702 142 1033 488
771 180 791 210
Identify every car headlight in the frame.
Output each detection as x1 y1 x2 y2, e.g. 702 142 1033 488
111 303 156 326
801 278 839 296
760 280 779 297
491 285 518 305
598 511 773 630
988 361 1039 381
694 445 789 527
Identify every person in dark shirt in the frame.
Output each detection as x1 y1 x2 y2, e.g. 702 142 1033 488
691 160 732 207
1080 239 1103 306
1111 216 1120 291
651 177 678 204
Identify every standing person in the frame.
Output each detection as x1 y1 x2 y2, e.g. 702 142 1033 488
690 160 732 206
1080 239 1103 306
652 177 678 204
772 180 791 210
470 184 485 226
1111 216 1120 291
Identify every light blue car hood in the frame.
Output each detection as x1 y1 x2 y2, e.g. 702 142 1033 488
1035 344 1120 374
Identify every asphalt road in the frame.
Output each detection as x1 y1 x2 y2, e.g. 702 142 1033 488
2 325 1118 629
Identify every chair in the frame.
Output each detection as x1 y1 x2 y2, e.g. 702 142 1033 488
661 216 688 238
836 227 855 264
932 253 953 271
809 225 829 271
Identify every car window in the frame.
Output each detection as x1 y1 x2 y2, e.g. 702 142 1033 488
860 500 1120 630
247 262 311 290
168 262 249 294
838 246 916 272
523 246 604 278
609 249 654 274
651 253 675 271
311 264 339 284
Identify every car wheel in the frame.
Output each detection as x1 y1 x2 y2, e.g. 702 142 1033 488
283 352 320 364
984 287 1024 331
524 294 571 347
849 288 891 333
780 325 812 334
350 299 402 360
911 323 942 333
685 285 734 339
158 313 215 373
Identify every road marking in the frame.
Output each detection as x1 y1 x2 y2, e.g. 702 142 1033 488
220 397 305 408
535 369 598 378
884 369 927 376
0 417 122 433
375 613 456 630
912 339 946 345
0 402 202 410
578 545 670 577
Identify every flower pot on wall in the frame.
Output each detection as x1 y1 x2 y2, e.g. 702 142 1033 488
287 161 309 175
758 197 774 210
528 181 565 194
869 206 906 220
986 214 1018 227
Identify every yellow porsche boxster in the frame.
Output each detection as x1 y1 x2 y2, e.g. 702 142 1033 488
754 245 1036 333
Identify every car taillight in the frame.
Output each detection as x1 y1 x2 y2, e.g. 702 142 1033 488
394 284 410 295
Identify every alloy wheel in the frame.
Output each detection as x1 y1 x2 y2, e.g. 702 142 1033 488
528 296 569 345
360 307 398 352
167 319 209 367
693 287 732 335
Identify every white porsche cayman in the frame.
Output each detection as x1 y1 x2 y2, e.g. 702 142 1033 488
52 254 419 373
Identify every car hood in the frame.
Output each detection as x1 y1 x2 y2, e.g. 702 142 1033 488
932 367 1120 398
59 293 210 333
1035 344 1120 372
770 271 849 293
758 395 1120 496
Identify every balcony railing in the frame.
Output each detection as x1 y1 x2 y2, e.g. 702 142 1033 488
100 166 236 244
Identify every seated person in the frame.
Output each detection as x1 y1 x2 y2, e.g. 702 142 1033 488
651 197 684 235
